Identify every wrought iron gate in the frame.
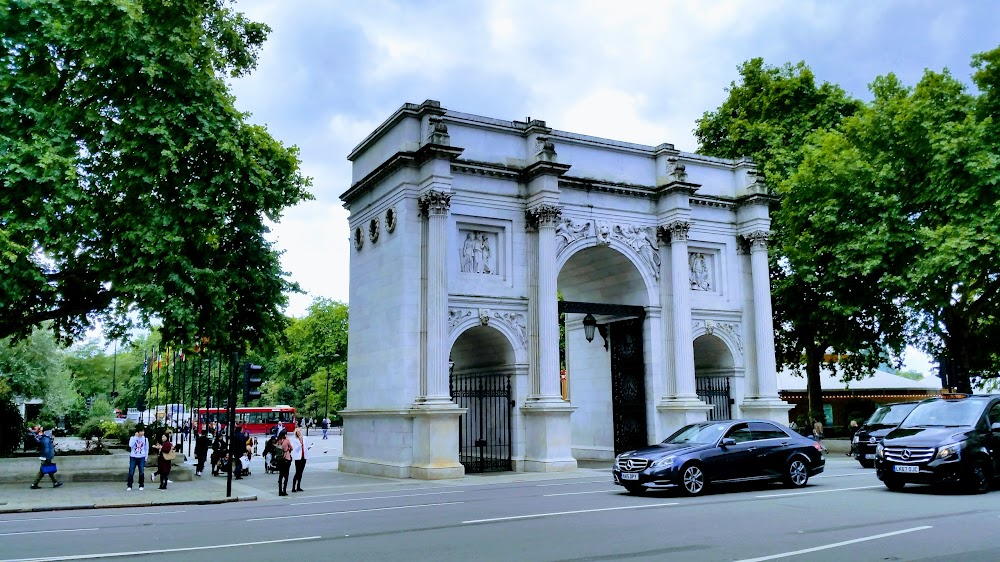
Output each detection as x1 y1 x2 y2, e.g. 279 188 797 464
450 374 513 473
611 318 648 455
696 376 732 420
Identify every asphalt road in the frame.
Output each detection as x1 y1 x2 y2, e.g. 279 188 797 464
2 457 999 562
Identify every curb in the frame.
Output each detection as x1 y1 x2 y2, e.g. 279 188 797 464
0 495 256 515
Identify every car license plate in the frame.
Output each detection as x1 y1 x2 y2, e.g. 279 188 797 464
621 472 639 481
894 465 919 473
864 454 875 459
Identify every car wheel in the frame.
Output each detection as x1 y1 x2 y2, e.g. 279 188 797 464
883 477 906 491
680 463 707 496
623 484 646 496
966 459 991 494
784 458 809 488
859 459 875 469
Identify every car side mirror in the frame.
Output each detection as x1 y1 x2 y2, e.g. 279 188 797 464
720 438 736 448
991 422 1000 432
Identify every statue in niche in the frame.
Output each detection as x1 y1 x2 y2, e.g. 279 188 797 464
690 252 711 291
460 231 494 274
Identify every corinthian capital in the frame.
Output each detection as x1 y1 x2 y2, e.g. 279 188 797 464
658 221 691 243
525 204 563 229
418 190 452 216
745 230 770 252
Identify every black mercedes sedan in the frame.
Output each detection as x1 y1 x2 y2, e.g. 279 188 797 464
852 401 919 468
612 420 825 496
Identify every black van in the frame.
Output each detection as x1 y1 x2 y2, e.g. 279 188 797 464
875 394 1000 493
853 401 919 468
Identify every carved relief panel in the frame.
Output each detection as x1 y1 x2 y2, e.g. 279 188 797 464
458 229 499 275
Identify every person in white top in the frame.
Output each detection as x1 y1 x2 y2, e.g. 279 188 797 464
289 428 311 493
126 427 150 491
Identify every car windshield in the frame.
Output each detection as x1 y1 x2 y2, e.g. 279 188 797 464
662 423 727 445
867 403 918 425
898 400 984 428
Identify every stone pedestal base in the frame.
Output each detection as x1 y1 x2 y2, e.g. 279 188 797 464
740 397 793 424
656 396 713 439
521 401 577 472
410 404 466 480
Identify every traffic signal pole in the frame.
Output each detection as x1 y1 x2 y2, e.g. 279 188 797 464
226 352 239 499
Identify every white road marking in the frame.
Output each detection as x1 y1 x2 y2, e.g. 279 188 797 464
755 485 884 498
543 489 620 496
733 526 933 561
463 502 679 524
291 490 463 506
247 501 464 521
0 528 97 537
4 536 319 562
813 472 872 478
0 510 186 523
535 480 609 487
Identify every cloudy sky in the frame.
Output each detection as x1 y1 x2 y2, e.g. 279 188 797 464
227 0 999 373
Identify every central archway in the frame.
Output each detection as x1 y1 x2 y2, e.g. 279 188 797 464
557 243 654 460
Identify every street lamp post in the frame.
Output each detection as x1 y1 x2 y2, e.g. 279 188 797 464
319 353 340 422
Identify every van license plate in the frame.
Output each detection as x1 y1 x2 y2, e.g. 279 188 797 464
864 454 875 459
894 465 919 473
621 472 639 480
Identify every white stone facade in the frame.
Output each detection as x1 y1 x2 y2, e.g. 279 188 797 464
339 100 790 479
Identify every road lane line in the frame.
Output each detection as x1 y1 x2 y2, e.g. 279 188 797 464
3 536 320 562
0 528 97 537
0 510 187 524
733 526 933 561
535 480 609 487
247 501 465 521
755 485 883 498
291 490 464 506
463 502 679 524
813 472 872 478
543 489 620 496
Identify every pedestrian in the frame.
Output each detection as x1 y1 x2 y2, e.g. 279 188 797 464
127 426 149 491
194 430 210 476
230 427 247 479
211 433 226 476
154 432 174 489
321 416 330 440
276 429 293 496
847 419 860 456
30 428 63 489
812 418 824 444
290 427 311 492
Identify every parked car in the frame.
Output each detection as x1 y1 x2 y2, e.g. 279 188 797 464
612 420 825 496
853 401 919 468
876 393 1000 493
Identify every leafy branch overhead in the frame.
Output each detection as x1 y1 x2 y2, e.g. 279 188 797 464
0 0 313 348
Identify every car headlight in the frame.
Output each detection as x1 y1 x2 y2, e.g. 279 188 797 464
651 456 675 469
937 442 963 460
876 443 885 458
852 434 859 444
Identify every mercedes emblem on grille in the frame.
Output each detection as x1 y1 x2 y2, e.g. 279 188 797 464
902 449 911 460
625 459 635 470
869 437 876 443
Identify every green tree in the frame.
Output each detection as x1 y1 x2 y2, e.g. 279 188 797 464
0 0 312 349
784 49 1000 391
695 59 909 415
0 327 63 398
0 378 24 456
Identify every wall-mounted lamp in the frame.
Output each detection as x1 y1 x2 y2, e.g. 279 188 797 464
583 313 597 343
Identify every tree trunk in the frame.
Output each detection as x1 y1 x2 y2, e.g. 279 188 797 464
805 343 824 422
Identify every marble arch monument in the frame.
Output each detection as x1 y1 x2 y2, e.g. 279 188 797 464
338 100 791 479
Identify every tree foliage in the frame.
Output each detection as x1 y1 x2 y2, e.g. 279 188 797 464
0 327 63 398
0 0 312 349
784 49 1000 391
695 58 909 414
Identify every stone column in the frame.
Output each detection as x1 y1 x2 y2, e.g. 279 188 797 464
417 190 453 403
667 221 697 398
747 231 778 397
526 203 563 401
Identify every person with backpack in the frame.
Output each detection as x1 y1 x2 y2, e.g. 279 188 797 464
194 430 211 476
30 428 63 489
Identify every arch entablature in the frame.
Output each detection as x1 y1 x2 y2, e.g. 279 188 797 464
447 307 528 365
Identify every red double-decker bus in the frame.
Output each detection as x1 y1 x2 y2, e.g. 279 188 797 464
196 405 296 435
